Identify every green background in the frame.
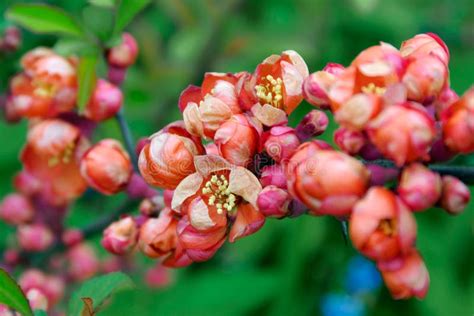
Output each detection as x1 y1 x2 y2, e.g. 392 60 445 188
0 0 473 315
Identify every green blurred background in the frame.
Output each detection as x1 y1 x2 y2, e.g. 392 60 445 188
0 0 473 315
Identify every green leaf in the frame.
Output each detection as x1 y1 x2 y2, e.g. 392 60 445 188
54 38 98 56
77 55 98 113
68 272 134 316
0 268 33 316
113 0 151 33
34 310 48 316
88 0 116 8
6 4 84 37
82 6 115 42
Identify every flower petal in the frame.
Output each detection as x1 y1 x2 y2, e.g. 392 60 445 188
229 203 265 242
229 166 262 206
172 172 203 211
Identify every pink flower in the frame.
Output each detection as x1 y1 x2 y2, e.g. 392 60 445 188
440 176 471 215
171 155 265 242
257 185 291 218
81 139 133 195
0 193 34 225
378 249 430 299
262 126 300 163
84 79 123 122
17 224 54 252
400 33 449 65
397 163 442 211
334 127 367 155
107 33 139 68
349 187 417 261
102 216 138 255
67 243 99 282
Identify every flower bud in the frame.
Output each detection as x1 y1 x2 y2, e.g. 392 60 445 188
377 250 430 299
145 265 172 288
441 87 474 154
139 122 204 189
335 93 381 131
81 139 133 195
107 33 138 68
260 165 287 189
302 71 335 108
400 33 449 65
62 229 83 247
102 216 138 255
139 195 165 216
295 110 329 141
367 103 436 166
397 163 442 211
263 126 300 163
287 147 369 216
135 137 150 157
0 26 21 52
0 193 34 225
350 187 417 261
139 208 178 258
3 249 20 267
257 186 291 218
214 114 259 167
19 270 64 306
323 63 345 76
402 55 448 102
13 170 41 196
26 288 48 311
18 224 54 252
84 79 123 122
67 244 99 282
334 127 366 155
440 176 471 215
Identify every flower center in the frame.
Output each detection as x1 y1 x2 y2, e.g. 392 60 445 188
361 83 386 96
255 75 283 108
33 80 58 98
378 219 397 237
48 142 75 167
201 174 237 215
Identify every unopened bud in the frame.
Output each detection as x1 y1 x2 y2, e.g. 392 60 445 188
334 127 366 155
260 165 287 189
295 110 329 141
440 176 471 215
62 229 83 247
101 217 138 255
107 33 139 68
17 224 54 252
263 126 300 163
84 79 123 122
257 186 291 218
0 193 34 225
26 288 48 311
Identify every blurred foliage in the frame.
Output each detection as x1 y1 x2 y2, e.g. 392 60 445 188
0 0 473 315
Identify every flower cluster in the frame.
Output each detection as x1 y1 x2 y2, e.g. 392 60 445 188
131 34 472 300
0 33 146 313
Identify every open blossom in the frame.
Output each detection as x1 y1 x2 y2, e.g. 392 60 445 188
139 121 205 189
262 126 300 163
171 155 265 243
8 48 77 118
84 79 123 122
377 250 430 299
17 224 54 252
180 72 243 139
0 193 34 225
367 103 436 166
21 119 88 205
214 114 260 166
441 87 474 154
102 216 138 255
107 33 139 68
328 43 403 113
350 187 417 261
81 139 133 195
287 142 369 216
239 50 309 126
397 163 442 211
440 176 471 215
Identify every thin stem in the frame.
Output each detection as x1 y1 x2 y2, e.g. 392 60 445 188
115 108 138 171
365 159 474 185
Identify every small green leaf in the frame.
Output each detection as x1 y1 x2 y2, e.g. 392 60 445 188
88 0 116 8
34 310 48 316
77 55 98 113
82 6 115 42
68 272 134 316
54 38 98 56
113 0 151 33
6 4 84 37
0 268 33 316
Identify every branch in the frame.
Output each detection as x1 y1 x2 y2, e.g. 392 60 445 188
115 108 138 171
365 159 474 185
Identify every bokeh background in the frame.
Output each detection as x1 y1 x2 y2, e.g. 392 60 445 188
1 0 473 315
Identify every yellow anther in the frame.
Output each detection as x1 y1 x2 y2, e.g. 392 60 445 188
217 208 223 214
211 175 218 183
361 83 386 96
